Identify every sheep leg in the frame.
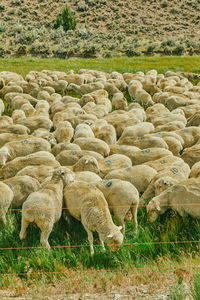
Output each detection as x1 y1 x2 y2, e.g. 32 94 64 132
115 213 125 235
19 218 29 240
98 233 106 251
131 205 138 233
0 214 6 225
40 229 51 250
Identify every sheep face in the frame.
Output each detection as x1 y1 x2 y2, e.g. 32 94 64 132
154 177 176 196
105 227 123 252
146 199 161 222
52 166 75 185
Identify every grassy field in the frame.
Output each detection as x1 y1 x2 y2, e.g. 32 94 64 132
0 56 200 297
0 56 200 78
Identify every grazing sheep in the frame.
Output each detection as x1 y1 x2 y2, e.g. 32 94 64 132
64 181 123 255
16 165 55 184
147 178 200 222
181 144 200 168
98 154 132 178
105 165 157 193
0 133 30 148
0 116 13 128
119 122 155 142
0 137 51 166
0 99 5 116
74 137 110 157
54 121 74 143
0 151 60 179
144 155 183 172
56 149 103 166
0 182 14 224
96 179 139 234
32 128 57 146
4 175 40 207
20 167 75 249
189 161 200 179
140 160 190 204
0 124 30 135
95 124 117 145
154 176 178 196
35 100 50 117
21 103 35 117
135 89 154 107
176 127 200 148
118 135 168 150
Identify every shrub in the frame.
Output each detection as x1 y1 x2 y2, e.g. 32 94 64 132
54 5 76 32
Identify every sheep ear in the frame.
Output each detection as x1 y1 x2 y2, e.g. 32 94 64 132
118 226 122 230
107 233 113 238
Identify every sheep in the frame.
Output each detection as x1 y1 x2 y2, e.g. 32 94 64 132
0 133 30 148
35 100 50 117
51 142 81 157
20 167 75 249
67 82 104 95
64 74 85 85
74 171 102 183
98 154 132 178
0 151 60 180
56 149 103 166
140 160 190 204
3 175 40 207
0 116 13 128
16 165 55 184
0 99 5 116
0 137 51 166
154 121 186 132
17 116 53 133
135 89 154 107
181 144 200 168
154 176 178 196
96 179 139 234
21 103 35 117
74 137 110 157
0 124 30 135
105 165 157 193
53 109 86 129
112 93 128 111
147 178 200 222
0 85 23 97
82 102 108 118
74 123 95 140
187 112 200 127
64 180 123 255
32 128 57 146
95 124 117 145
176 127 200 148
189 161 200 179
117 135 169 150
71 155 99 174
54 121 74 143
144 156 184 172
79 89 108 106
0 182 14 224
128 80 143 99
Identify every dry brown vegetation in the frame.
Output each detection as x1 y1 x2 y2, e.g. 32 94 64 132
0 0 200 57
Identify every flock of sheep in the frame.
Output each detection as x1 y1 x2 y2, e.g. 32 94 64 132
0 68 200 255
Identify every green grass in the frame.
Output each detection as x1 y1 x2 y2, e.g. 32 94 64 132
0 56 200 78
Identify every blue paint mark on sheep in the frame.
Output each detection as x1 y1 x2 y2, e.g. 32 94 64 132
21 140 29 145
160 159 167 164
141 149 150 155
170 167 179 174
105 160 112 166
106 181 112 188
125 167 132 172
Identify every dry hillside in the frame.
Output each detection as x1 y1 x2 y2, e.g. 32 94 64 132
0 0 200 57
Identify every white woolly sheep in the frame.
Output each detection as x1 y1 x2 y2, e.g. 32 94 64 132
0 182 14 224
64 180 123 255
56 149 103 166
98 154 132 178
20 167 75 249
96 179 139 234
112 93 128 111
16 165 55 184
54 121 74 143
74 137 110 157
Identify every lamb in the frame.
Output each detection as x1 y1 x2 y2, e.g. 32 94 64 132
98 154 132 178
20 167 75 249
0 137 51 166
16 165 55 184
74 137 110 157
96 179 139 234
147 178 200 222
0 182 14 224
54 121 74 143
64 180 123 255
3 175 40 207
0 151 60 179
74 123 95 140
104 165 157 193
56 149 103 166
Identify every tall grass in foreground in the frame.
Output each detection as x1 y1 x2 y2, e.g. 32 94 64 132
0 208 199 278
191 271 200 300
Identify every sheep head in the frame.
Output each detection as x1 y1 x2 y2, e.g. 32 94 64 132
146 198 161 223
105 226 123 252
